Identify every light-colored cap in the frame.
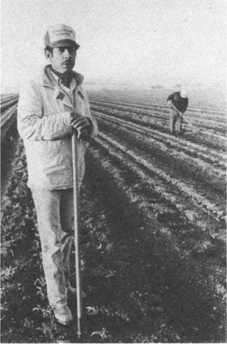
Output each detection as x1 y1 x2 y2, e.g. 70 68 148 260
180 90 188 98
44 24 80 49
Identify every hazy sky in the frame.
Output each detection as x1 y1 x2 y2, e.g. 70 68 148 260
1 0 226 92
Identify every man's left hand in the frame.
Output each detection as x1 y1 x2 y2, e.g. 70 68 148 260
70 114 92 139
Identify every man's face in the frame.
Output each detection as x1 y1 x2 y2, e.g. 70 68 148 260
46 46 77 74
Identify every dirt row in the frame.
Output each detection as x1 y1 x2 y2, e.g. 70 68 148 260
94 111 226 169
81 136 226 343
96 115 225 233
90 99 225 117
1 134 226 343
1 97 226 343
1 113 19 196
93 111 226 196
90 101 226 128
90 105 226 152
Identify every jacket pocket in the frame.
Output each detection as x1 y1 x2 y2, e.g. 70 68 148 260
33 140 62 159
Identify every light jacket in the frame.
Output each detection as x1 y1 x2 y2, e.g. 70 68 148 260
17 65 98 190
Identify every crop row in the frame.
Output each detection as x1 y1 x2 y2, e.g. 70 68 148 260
84 139 225 342
93 110 226 168
94 129 225 229
1 109 226 342
91 104 225 150
1 103 18 128
1 135 225 343
0 94 19 114
90 100 226 123
90 105 226 152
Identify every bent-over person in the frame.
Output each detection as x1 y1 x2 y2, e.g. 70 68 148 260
167 90 188 135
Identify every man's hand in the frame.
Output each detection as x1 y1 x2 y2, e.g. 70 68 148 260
71 113 92 139
167 100 172 105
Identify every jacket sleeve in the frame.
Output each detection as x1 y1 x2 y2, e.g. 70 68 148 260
17 81 72 141
185 98 189 109
167 93 175 102
181 98 189 113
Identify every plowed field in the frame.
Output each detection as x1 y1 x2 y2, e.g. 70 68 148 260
1 89 226 343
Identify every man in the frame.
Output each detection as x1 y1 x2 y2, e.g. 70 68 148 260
167 90 188 135
17 24 98 325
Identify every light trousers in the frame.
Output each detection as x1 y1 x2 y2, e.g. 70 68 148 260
169 109 182 133
32 188 74 308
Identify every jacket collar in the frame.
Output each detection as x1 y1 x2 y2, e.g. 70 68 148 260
42 64 84 89
42 65 84 109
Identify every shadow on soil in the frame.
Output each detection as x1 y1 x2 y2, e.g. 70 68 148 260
76 147 226 343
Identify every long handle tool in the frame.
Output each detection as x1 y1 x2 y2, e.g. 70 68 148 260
170 102 197 132
72 130 82 338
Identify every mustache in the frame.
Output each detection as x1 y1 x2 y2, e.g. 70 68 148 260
62 59 73 63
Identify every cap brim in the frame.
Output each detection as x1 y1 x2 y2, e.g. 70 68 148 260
48 39 80 49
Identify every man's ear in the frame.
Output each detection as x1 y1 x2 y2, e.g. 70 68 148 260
45 50 52 61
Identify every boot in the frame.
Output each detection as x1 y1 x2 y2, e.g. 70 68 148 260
53 304 73 325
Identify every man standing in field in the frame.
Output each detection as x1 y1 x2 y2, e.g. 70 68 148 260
17 24 98 326
167 90 188 135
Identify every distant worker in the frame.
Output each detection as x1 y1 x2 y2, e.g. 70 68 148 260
167 90 188 135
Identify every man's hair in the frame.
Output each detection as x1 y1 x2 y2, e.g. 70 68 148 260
44 46 53 55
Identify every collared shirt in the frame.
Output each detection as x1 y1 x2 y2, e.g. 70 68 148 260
51 70 77 105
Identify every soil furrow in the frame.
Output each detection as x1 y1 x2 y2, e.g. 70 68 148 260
93 134 225 255
90 100 225 119
94 131 225 226
94 111 226 170
81 141 226 342
91 107 226 151
91 103 226 135
93 110 226 162
93 115 225 212
1 92 226 343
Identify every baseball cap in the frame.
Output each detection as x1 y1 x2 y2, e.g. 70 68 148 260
44 24 80 49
